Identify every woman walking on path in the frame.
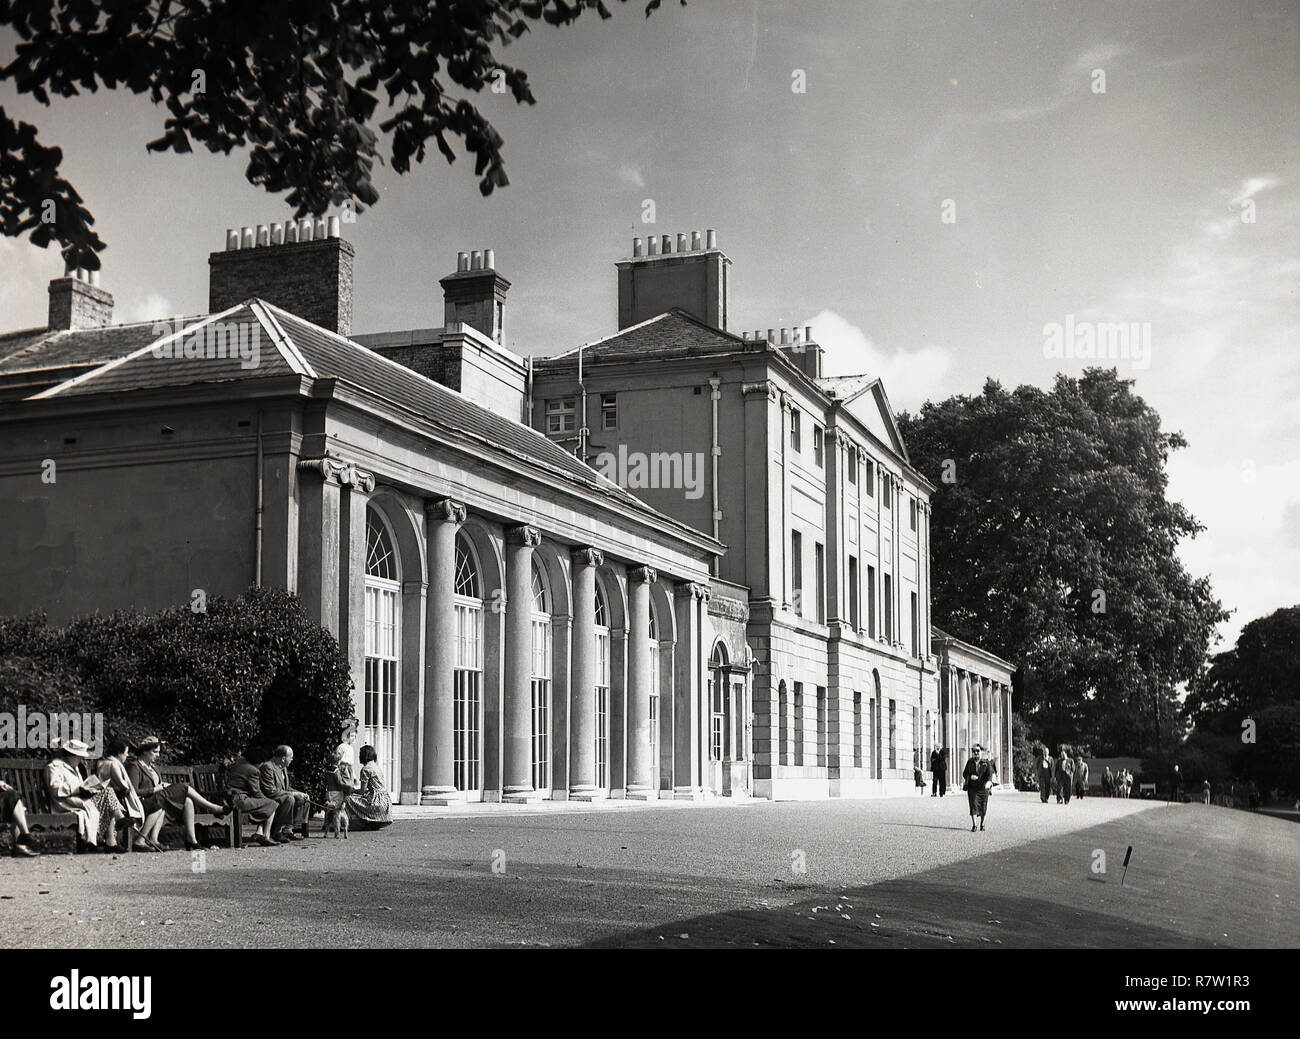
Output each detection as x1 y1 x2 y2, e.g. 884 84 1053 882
962 743 997 832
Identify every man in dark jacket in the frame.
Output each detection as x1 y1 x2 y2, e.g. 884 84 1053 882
260 745 310 842
227 751 290 846
962 744 997 831
1036 748 1054 803
930 748 947 797
1055 750 1075 804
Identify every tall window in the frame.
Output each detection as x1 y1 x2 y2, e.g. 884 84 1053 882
709 643 727 761
882 477 892 510
847 450 857 486
814 542 826 624
816 687 827 768
813 425 824 468
364 511 400 794
909 497 918 531
453 536 483 792
888 698 897 771
910 591 919 657
853 692 863 769
867 564 877 638
865 458 875 496
778 681 789 767
793 682 805 767
594 581 610 789
884 574 894 640
546 397 575 434
791 531 803 615
849 556 859 630
790 408 801 451
530 560 552 792
600 392 618 430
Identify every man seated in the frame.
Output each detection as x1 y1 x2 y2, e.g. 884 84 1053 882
227 749 292 847
0 779 39 857
259 745 310 842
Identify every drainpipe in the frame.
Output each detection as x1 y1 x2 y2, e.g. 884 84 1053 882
525 354 534 427
254 409 264 586
709 376 722 576
578 344 588 464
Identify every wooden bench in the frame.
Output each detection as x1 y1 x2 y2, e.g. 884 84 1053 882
157 763 244 849
0 756 138 853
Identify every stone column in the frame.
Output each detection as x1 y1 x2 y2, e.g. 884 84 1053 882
569 547 603 800
340 471 374 744
421 498 465 804
673 581 709 799
296 459 343 635
627 567 657 799
504 525 543 803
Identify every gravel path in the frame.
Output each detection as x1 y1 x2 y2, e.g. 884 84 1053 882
2 792 1289 948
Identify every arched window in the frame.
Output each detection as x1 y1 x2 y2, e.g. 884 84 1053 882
453 535 483 793
648 607 659 783
364 511 400 793
530 560 552 792
709 643 728 762
594 581 610 789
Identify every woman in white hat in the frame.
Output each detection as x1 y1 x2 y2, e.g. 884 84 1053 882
46 738 126 851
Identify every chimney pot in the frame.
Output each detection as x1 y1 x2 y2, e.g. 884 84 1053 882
299 218 313 242
89 269 100 287
314 218 327 239
706 228 717 249
271 222 284 245
691 230 702 251
648 236 659 255
633 237 643 258
676 233 688 252
484 248 495 269
805 325 813 341
661 234 672 254
256 224 269 247
242 227 255 248
75 268 87 282
285 221 298 244
226 229 239 251
328 215 341 238
471 250 483 270
781 328 791 344
767 328 776 343
457 251 469 272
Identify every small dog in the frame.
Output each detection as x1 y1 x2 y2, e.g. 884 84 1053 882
323 800 349 839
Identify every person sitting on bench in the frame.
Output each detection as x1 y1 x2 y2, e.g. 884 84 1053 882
97 738 153 851
126 736 228 851
260 745 310 842
0 778 39 857
47 738 126 852
226 748 291 846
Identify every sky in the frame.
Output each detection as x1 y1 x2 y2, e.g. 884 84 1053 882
1 0 1296 651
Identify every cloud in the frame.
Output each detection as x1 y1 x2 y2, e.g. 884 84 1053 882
805 309 954 412
115 292 174 325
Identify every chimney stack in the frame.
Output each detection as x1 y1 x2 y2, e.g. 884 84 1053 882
616 226 731 330
209 218 354 335
440 249 509 344
48 267 114 331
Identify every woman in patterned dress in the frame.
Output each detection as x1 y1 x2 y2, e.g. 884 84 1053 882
344 745 392 829
46 739 126 851
127 736 228 850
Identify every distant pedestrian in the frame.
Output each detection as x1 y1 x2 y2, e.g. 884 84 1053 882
1102 766 1114 797
1074 757 1089 799
1055 750 1074 804
962 743 997 831
1035 748 1054 804
1202 779 1211 805
930 748 946 797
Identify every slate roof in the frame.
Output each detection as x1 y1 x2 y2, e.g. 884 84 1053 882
17 300 668 521
539 309 751 364
0 320 179 375
817 374 877 400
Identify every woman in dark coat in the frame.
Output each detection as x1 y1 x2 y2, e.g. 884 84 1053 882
126 736 227 850
962 743 997 832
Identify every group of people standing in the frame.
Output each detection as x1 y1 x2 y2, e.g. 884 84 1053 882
1035 748 1091 803
1 735 391 858
1101 766 1134 798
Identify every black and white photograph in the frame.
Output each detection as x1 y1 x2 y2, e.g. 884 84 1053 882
0 0 1295 1020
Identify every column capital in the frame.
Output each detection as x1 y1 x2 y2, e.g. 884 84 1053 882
675 581 710 602
508 524 542 547
629 565 658 585
742 380 779 402
297 457 376 492
425 498 467 524
571 546 604 568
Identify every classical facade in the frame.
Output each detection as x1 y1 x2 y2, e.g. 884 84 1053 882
931 628 1016 789
529 232 961 798
0 222 752 803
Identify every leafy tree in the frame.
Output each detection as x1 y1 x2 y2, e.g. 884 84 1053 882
0 0 683 269
899 369 1228 757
